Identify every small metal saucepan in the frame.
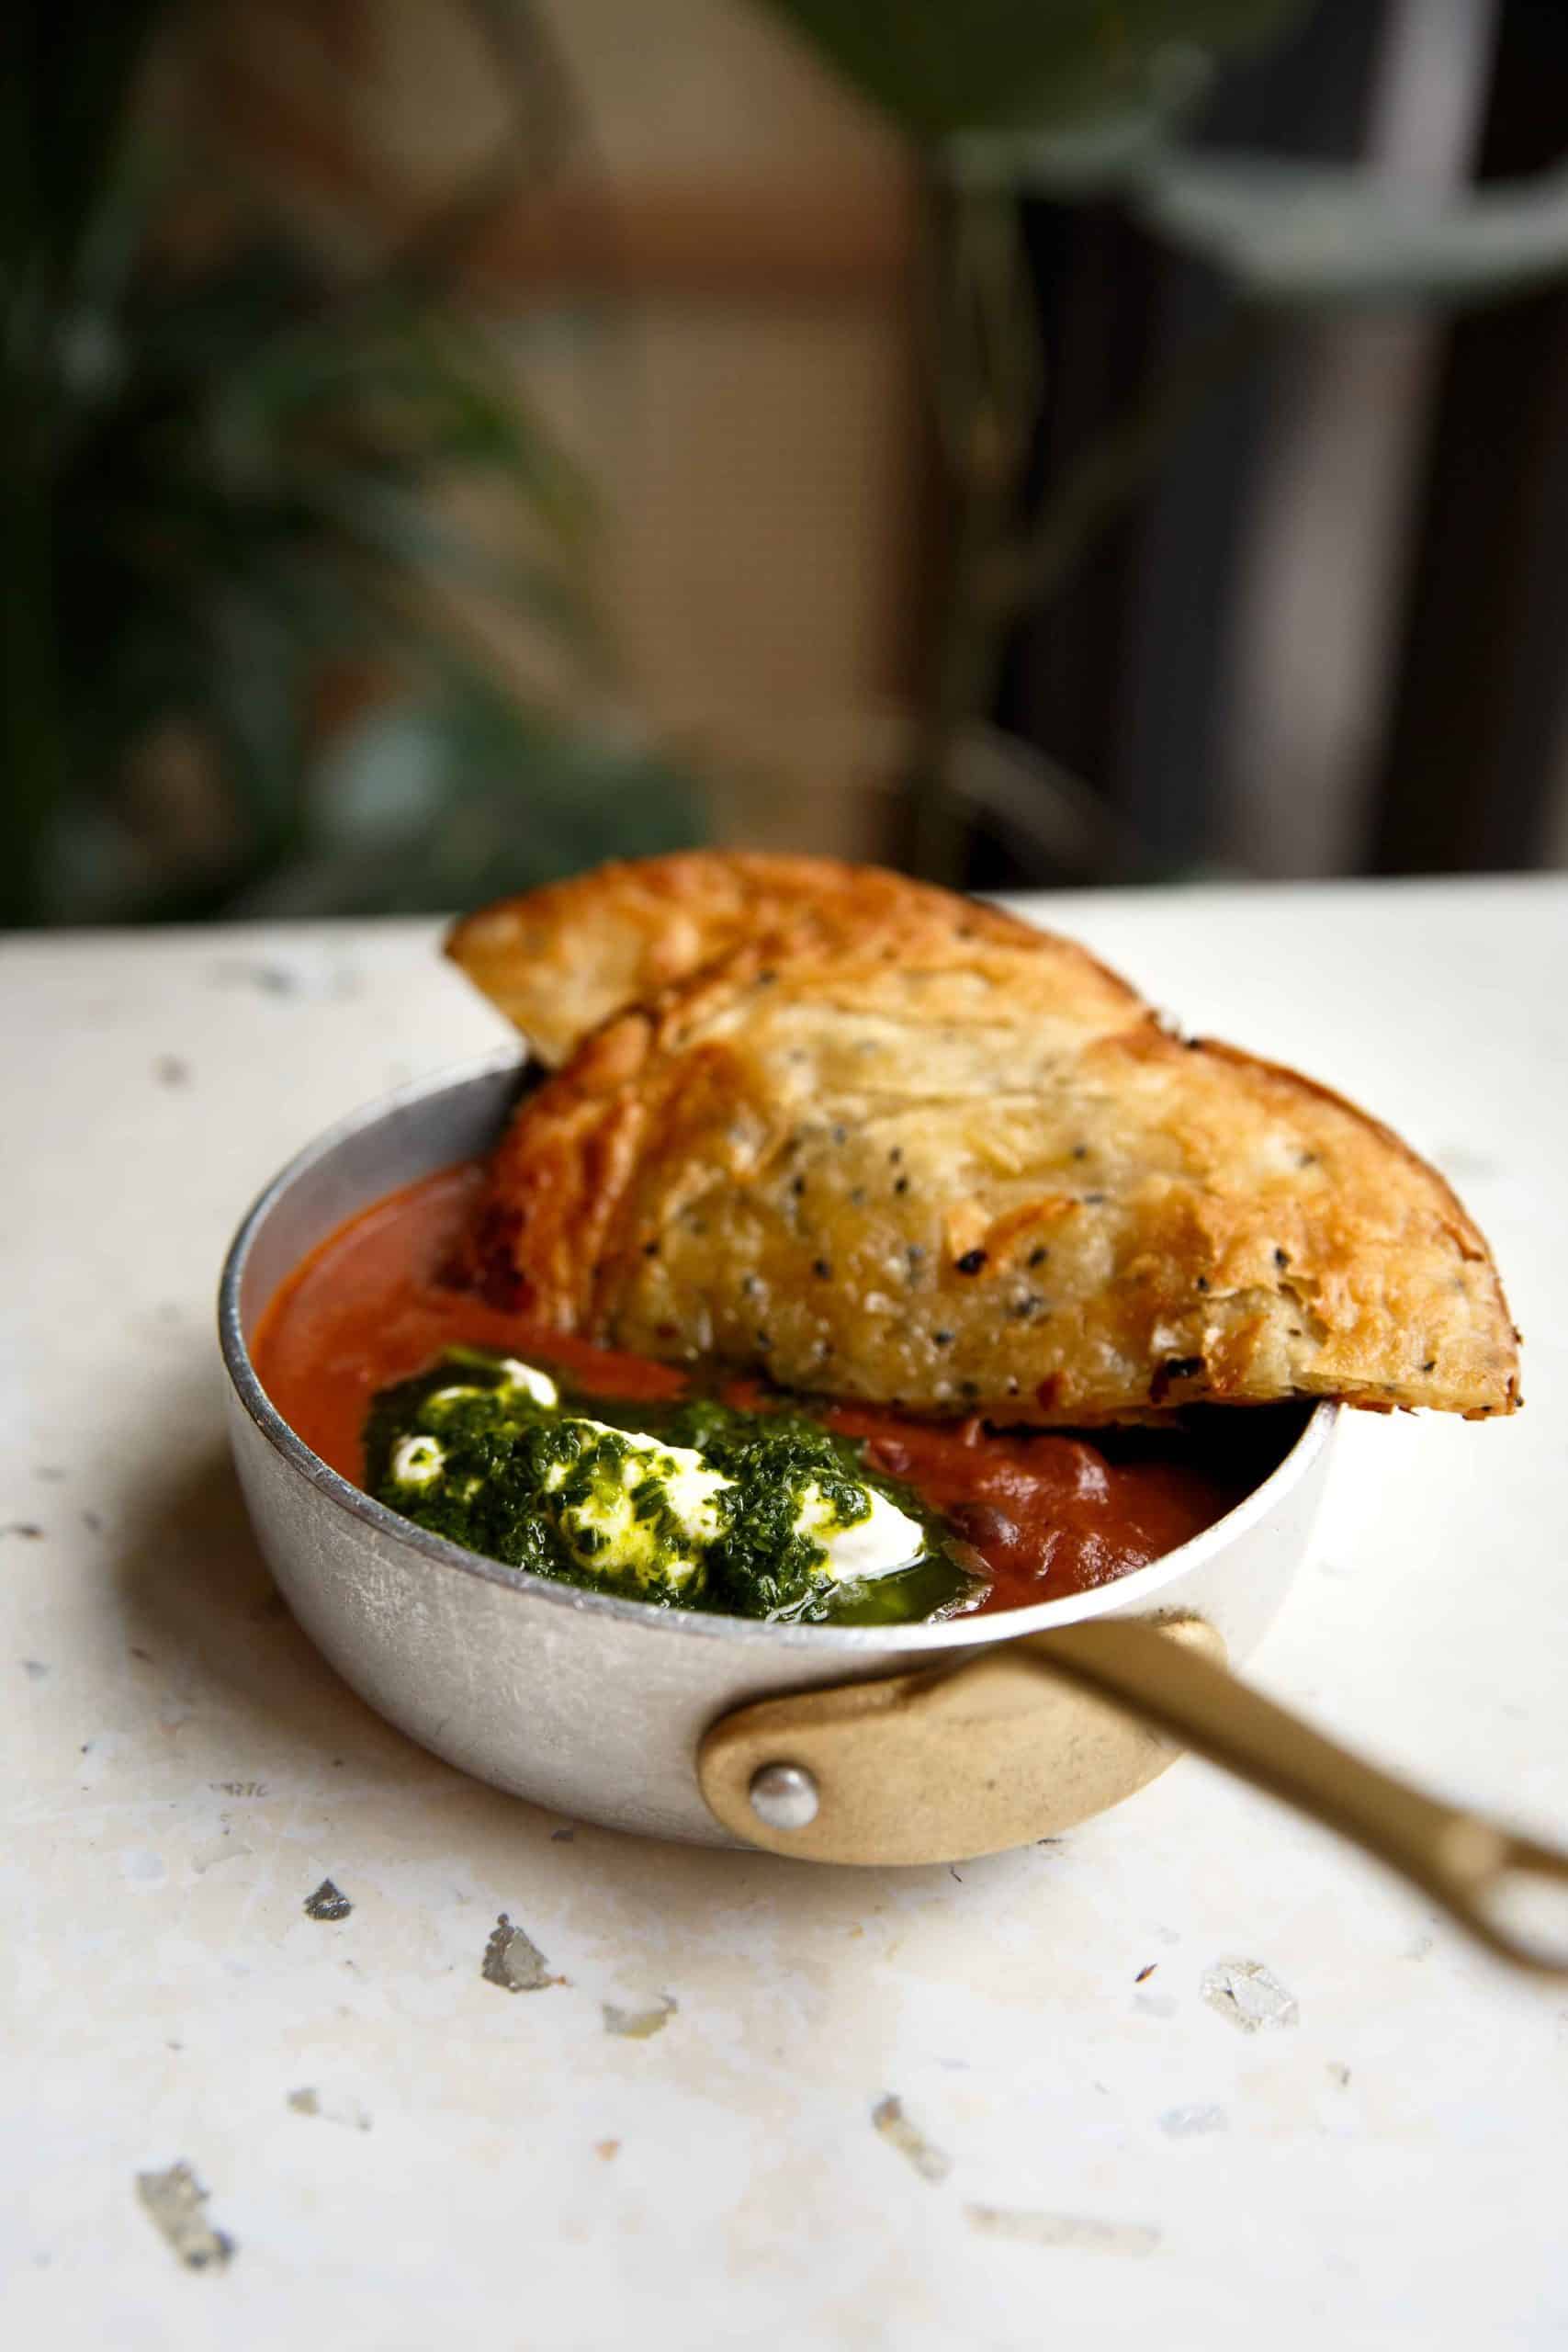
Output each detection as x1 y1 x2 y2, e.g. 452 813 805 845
219 1059 1568 1973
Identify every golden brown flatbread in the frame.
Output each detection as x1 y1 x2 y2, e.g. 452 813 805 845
463 869 1519 1424
445 851 1049 1066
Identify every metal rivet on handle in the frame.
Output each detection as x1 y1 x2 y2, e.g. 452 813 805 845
749 1761 819 1832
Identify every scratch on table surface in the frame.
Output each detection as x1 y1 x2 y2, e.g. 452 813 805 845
1159 2103 1228 2139
210 956 361 1001
603 1995 676 2040
482 1913 554 1994
303 1878 353 1922
191 1834 253 1877
873 2095 951 2184
135 2164 234 2270
288 2086 371 2132
1433 1143 1499 1184
967 2204 1159 2256
1201 1957 1299 2033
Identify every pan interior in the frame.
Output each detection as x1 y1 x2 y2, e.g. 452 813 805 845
219 1056 1333 1659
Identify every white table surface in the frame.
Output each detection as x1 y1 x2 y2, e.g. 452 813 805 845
4 877 1566 2349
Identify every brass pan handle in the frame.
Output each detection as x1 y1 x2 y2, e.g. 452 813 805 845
698 1616 1568 1976
1030 1620 1568 1975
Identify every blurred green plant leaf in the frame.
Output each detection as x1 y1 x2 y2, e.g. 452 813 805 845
289 467 605 655
4 0 687 927
945 43 1215 195
242 683 705 917
1 0 167 281
759 0 1303 141
1135 152 1568 309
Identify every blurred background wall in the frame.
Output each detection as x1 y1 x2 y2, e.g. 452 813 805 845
219 0 927 861
6 0 1568 926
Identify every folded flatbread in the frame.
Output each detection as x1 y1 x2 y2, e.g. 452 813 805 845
445 850 1046 1067
450 856 1519 1424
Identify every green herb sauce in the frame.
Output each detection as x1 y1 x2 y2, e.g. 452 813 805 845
365 1346 981 1624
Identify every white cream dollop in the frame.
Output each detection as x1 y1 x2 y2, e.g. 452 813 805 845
425 1357 559 1416
498 1358 559 1408
389 1432 446 1488
791 1477 924 1583
542 1419 733 1594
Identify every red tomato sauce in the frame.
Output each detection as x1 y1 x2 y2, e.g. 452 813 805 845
252 1163 1264 1615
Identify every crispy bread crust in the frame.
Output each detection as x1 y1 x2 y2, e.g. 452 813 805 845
469 889 1520 1424
444 851 1060 1065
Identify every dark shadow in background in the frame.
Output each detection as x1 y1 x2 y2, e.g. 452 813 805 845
1372 0 1568 876
988 1 1384 889
985 0 1568 890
